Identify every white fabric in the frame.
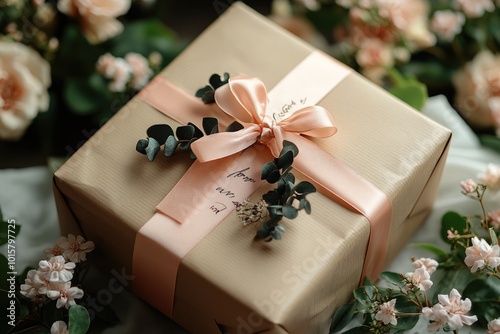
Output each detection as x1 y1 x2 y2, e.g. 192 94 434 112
0 95 498 333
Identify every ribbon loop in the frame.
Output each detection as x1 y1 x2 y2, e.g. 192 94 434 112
191 75 338 161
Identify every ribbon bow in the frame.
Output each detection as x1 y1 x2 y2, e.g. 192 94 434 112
191 75 337 161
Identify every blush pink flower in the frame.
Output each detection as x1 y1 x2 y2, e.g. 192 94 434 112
412 257 439 274
438 289 478 330
447 229 457 239
20 269 42 299
455 0 494 18
488 318 500 334
422 304 449 332
375 298 397 325
479 164 500 190
61 234 95 263
464 236 500 272
430 10 465 42
0 41 51 140
38 256 75 282
125 53 153 90
460 179 478 193
96 53 132 92
58 0 131 44
46 282 84 309
50 321 69 334
404 267 433 291
488 210 500 229
44 236 70 259
356 39 394 68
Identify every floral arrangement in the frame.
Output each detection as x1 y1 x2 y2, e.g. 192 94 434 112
330 163 500 333
0 0 182 157
273 0 500 150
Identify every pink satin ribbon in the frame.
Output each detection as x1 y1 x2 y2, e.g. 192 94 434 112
133 51 393 317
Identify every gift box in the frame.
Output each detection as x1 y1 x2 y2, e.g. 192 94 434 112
53 3 451 334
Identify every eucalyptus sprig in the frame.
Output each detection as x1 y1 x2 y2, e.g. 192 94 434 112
195 73 230 104
237 141 316 241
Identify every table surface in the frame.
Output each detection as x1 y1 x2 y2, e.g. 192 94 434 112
1 95 498 333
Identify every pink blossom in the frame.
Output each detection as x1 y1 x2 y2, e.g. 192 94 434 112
460 179 478 193
438 289 478 330
375 298 397 325
412 257 439 274
20 269 41 299
464 236 500 272
479 164 500 190
455 0 494 18
488 318 500 334
430 10 465 42
447 229 457 239
61 234 95 263
46 282 84 309
488 210 500 229
356 39 394 68
125 53 153 90
44 236 69 259
404 267 433 291
96 54 132 92
422 304 449 332
50 321 69 334
38 256 75 282
58 0 131 44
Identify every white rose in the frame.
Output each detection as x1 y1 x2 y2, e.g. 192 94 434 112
0 41 50 140
58 0 131 44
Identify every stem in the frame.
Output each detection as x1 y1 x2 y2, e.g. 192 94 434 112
478 195 489 230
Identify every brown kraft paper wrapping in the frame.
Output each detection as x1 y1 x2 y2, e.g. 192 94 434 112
53 2 452 333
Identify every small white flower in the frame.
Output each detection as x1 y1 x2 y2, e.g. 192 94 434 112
61 234 95 263
412 257 439 274
404 267 433 291
464 236 500 272
430 10 465 42
44 236 70 259
438 289 478 330
422 304 449 332
20 269 41 299
479 164 500 190
488 318 500 334
38 256 75 282
488 210 500 230
455 0 494 18
50 320 69 334
375 298 397 325
125 53 153 90
46 282 84 309
460 179 478 193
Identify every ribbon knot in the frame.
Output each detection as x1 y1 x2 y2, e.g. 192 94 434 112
190 75 338 161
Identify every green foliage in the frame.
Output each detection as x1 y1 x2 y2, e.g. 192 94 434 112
63 74 111 116
69 305 90 334
463 278 500 326
440 211 467 244
387 68 428 111
480 135 500 153
411 243 449 259
195 73 230 104
330 303 357 333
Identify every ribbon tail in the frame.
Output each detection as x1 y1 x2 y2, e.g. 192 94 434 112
282 132 392 281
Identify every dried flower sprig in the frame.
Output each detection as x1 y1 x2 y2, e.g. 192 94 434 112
237 140 316 241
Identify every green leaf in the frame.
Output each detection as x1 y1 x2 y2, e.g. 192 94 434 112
226 121 244 132
63 74 110 116
341 326 370 334
276 150 294 171
0 220 20 247
68 305 90 334
490 228 498 245
479 135 500 153
188 123 204 140
392 295 420 331
261 162 278 181
362 277 375 287
330 303 356 333
135 139 148 155
412 243 449 258
388 82 428 111
202 118 219 135
379 272 405 288
353 286 374 306
145 138 160 161
294 181 316 196
147 124 174 144
282 206 298 219
266 170 281 184
463 278 500 326
209 73 230 89
440 211 467 244
280 140 299 158
42 301 64 330
427 267 475 303
270 230 282 240
195 85 213 98
163 136 178 157
176 125 195 141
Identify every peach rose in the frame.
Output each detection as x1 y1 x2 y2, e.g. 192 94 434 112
356 38 394 68
453 51 500 131
430 10 465 42
0 41 50 140
58 0 131 44
455 0 494 18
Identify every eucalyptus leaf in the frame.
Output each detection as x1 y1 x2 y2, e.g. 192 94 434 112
201 91 215 104
226 121 244 132
255 228 272 240
294 181 316 196
440 211 467 244
195 85 213 98
280 140 299 158
145 138 160 161
209 73 230 89
202 118 219 135
163 135 178 157
266 170 281 184
275 225 286 233
135 139 148 155
276 151 294 171
68 305 90 334
329 303 356 333
282 206 298 219
270 230 282 240
176 125 195 141
261 162 278 180
490 228 498 245
304 200 311 214
188 122 204 139
147 124 174 144
282 173 295 184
